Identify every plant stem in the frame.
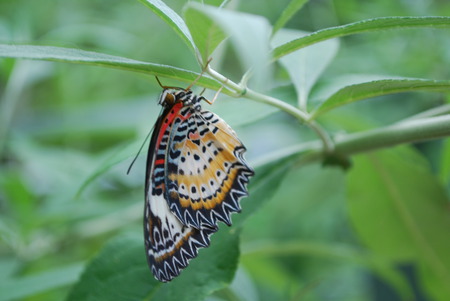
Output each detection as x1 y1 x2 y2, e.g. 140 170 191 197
255 114 450 167
334 114 450 155
206 66 335 153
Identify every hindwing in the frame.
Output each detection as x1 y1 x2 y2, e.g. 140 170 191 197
165 108 254 229
144 105 216 282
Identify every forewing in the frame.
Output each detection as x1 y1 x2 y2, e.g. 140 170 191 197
165 109 254 229
144 106 216 282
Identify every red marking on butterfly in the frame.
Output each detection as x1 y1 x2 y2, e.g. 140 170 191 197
144 86 253 282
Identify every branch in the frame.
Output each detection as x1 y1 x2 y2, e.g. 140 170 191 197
335 115 450 155
252 115 450 168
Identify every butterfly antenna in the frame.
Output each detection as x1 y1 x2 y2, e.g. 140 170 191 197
127 126 154 175
155 76 166 89
155 76 182 90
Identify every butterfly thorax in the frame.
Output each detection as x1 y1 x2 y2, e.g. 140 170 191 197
159 88 204 111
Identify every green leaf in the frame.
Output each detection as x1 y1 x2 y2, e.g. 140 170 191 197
210 97 278 128
0 44 223 91
347 147 450 299
75 143 135 199
0 263 84 301
185 4 272 90
137 0 199 59
233 155 298 229
68 231 240 301
312 78 450 118
272 16 450 61
272 0 309 36
184 5 227 63
271 29 338 109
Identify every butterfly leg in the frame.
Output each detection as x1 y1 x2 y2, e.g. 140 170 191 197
203 85 223 105
185 58 214 91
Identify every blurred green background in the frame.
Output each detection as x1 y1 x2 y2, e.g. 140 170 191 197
1 0 450 300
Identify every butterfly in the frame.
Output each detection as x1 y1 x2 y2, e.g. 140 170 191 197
144 82 254 282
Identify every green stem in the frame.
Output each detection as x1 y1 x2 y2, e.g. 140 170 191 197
254 115 450 167
206 66 335 153
335 115 450 155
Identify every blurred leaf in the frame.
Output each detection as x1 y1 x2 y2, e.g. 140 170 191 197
210 97 278 128
184 5 227 63
0 60 52 154
185 4 272 90
75 142 139 199
440 139 450 186
272 16 450 60
0 263 84 301
0 45 224 91
242 240 413 299
137 0 198 58
0 258 20 281
309 74 392 106
226 268 259 301
272 29 338 109
0 171 35 235
347 147 450 298
233 156 293 229
68 230 239 301
271 0 309 36
313 78 450 118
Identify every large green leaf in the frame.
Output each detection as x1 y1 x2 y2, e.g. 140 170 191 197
272 16 450 61
67 230 239 301
137 0 199 58
184 4 227 63
0 45 223 91
347 147 450 300
185 4 272 90
233 156 294 229
312 78 450 118
271 29 338 109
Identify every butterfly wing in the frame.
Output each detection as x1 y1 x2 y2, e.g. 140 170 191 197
144 104 216 282
165 108 254 229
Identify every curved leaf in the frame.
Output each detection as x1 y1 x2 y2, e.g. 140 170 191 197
0 44 223 91
138 0 199 59
312 78 450 118
272 0 309 36
272 29 338 110
185 4 272 90
272 16 450 60
184 4 227 63
347 147 450 299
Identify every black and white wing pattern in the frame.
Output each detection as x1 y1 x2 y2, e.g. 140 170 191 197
144 88 253 282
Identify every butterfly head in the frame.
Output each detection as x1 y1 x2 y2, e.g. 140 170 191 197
159 88 204 110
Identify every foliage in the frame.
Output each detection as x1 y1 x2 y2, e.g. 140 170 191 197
1 0 450 300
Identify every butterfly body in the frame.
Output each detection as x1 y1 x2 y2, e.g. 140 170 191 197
144 87 253 282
